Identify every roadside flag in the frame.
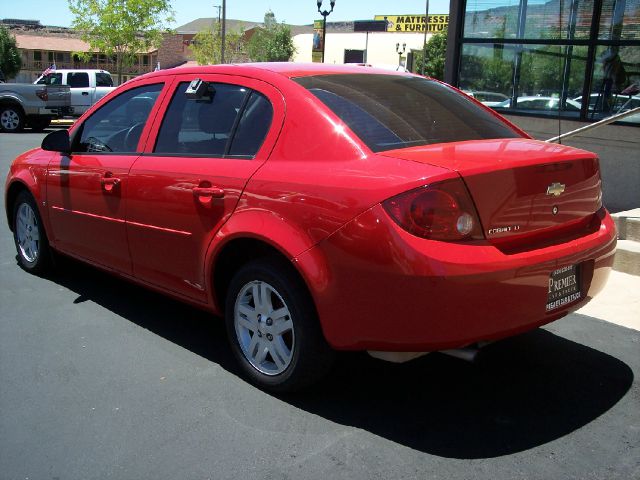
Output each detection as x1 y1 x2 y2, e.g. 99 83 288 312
42 63 57 76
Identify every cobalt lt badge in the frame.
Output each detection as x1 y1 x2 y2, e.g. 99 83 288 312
546 182 565 197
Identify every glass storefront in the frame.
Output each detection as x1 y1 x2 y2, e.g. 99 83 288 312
456 0 640 125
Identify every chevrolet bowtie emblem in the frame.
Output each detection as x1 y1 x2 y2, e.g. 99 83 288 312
546 182 565 197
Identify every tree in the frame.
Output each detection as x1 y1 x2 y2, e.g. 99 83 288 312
414 29 447 80
0 26 22 80
191 22 245 65
68 0 174 84
247 11 296 62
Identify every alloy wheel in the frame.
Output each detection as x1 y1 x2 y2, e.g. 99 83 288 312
234 280 295 375
15 202 40 264
1 109 21 131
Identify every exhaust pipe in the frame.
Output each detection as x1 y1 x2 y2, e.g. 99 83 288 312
441 345 482 362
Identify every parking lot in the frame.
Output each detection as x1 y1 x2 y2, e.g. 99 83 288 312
1 130 638 479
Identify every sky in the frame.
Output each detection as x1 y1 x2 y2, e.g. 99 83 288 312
2 0 451 28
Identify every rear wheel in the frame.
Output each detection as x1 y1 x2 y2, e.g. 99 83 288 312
225 258 334 392
0 105 25 132
12 191 52 274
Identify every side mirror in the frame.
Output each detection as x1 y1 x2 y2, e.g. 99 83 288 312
41 129 71 154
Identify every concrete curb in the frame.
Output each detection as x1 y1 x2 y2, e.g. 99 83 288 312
611 209 640 276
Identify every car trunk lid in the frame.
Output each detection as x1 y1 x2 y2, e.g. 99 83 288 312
380 138 602 244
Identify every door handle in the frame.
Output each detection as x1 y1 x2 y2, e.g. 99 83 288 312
101 176 121 193
192 186 225 199
82 91 89 96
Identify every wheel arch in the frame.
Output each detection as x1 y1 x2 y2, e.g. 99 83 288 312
0 98 26 117
5 180 31 232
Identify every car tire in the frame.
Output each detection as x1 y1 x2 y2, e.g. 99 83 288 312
12 191 52 274
28 116 51 131
0 105 25 132
225 257 334 392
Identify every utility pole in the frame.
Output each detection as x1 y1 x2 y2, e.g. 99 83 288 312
221 0 226 63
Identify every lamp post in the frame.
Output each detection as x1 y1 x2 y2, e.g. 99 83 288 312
396 42 406 68
317 0 336 63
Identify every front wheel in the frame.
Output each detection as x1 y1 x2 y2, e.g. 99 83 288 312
225 258 334 392
12 191 52 274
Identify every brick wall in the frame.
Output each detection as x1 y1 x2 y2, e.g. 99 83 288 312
158 33 189 69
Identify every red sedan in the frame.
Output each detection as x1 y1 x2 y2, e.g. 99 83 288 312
4 64 616 391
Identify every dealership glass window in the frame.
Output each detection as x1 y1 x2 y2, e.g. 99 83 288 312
586 45 640 124
524 0 595 39
599 0 640 40
459 43 516 98
464 0 521 38
457 0 639 124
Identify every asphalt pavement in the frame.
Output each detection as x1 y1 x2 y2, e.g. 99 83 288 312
1 130 638 480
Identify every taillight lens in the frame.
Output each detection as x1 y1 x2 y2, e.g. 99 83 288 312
36 89 48 101
382 178 484 241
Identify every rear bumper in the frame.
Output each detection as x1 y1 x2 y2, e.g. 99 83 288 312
297 205 616 351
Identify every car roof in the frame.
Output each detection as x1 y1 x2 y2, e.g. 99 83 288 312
139 62 412 82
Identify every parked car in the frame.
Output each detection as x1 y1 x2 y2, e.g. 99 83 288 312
573 93 640 124
494 96 582 111
5 64 616 391
463 90 509 107
0 82 71 132
34 69 115 117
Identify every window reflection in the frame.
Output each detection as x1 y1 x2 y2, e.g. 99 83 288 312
458 0 639 124
464 0 520 38
587 45 640 124
599 0 640 40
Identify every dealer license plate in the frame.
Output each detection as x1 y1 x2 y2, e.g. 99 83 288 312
546 264 581 311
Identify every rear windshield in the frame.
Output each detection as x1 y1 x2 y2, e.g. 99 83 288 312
294 74 520 152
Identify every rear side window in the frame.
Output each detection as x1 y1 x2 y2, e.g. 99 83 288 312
73 83 163 153
154 82 273 158
228 93 273 156
294 74 520 152
67 72 89 88
96 72 114 87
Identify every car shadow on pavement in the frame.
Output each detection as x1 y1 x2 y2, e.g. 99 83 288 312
47 257 634 460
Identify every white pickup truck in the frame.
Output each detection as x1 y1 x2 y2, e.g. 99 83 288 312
35 69 116 117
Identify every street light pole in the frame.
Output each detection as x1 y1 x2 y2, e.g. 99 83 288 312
317 0 336 63
221 0 226 63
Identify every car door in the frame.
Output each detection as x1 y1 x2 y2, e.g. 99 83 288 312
67 72 92 115
46 79 167 274
126 74 284 302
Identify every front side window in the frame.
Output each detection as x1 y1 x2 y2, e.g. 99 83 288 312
155 81 273 158
295 74 520 152
73 83 163 153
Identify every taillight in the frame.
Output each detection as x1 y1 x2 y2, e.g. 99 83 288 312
382 177 484 241
36 89 48 101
